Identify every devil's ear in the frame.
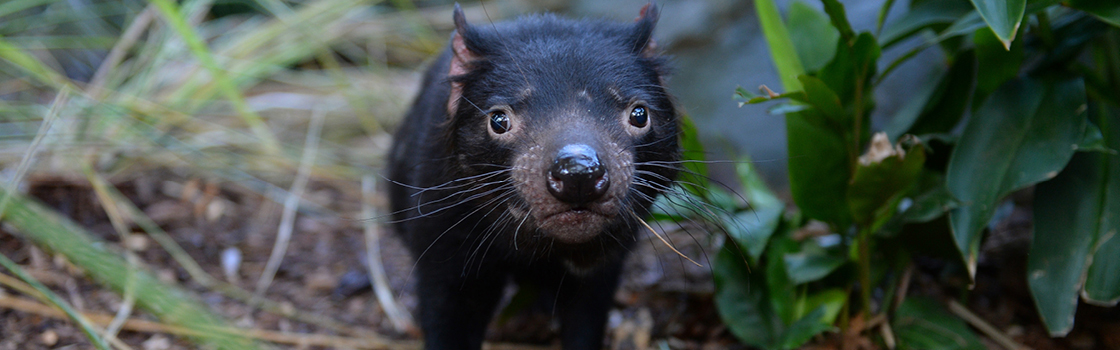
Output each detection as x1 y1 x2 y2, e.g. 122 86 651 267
628 3 660 56
447 3 477 116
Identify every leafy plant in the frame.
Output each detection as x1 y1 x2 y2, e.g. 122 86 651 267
711 0 1120 348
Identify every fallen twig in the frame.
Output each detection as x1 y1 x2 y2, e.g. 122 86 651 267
0 256 110 350
947 299 1030 350
0 294 558 350
88 5 156 98
254 108 324 302
362 175 414 333
1 188 260 350
82 176 372 337
0 294 409 349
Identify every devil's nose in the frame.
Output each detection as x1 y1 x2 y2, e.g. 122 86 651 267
547 144 609 204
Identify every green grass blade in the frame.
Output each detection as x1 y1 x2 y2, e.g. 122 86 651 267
158 0 372 119
0 0 57 19
0 254 111 350
149 0 280 153
0 35 70 88
0 188 263 350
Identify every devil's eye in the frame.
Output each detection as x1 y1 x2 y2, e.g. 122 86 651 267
629 106 649 127
489 111 511 134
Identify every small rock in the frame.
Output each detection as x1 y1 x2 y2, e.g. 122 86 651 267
333 269 371 299
144 200 189 223
220 247 242 283
279 301 295 315
142 335 171 350
206 199 225 222
235 315 256 329
157 269 178 284
39 330 58 346
305 268 338 293
124 235 150 251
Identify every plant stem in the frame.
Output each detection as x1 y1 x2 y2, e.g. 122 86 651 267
1104 30 1120 103
1036 11 1054 49
857 226 872 319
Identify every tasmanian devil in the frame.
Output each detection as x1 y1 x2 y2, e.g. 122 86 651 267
387 3 679 349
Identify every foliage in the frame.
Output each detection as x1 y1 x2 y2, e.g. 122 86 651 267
714 0 1120 347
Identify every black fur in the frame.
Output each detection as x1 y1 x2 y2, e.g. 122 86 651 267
388 4 678 349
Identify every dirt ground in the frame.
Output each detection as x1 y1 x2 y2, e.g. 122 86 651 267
1 172 1117 349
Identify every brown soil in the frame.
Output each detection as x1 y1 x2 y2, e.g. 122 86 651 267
1 174 1116 349
0 171 735 349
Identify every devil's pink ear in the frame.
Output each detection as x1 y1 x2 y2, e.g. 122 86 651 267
629 3 660 56
447 3 477 116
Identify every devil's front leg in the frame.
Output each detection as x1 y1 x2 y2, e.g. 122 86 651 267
411 223 508 350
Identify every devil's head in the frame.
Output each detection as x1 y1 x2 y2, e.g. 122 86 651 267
434 4 680 269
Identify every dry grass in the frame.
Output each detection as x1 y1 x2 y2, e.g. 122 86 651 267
0 0 519 348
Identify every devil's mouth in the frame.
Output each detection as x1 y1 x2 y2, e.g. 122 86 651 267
535 206 615 244
541 207 605 222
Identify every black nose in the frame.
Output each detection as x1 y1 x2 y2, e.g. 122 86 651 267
547 144 609 204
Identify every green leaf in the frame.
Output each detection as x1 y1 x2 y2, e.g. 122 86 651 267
906 50 977 136
798 75 846 123
776 307 832 349
728 160 786 262
1069 0 1120 27
755 0 806 91
788 1 840 72
876 0 898 34
783 234 847 285
769 103 813 115
819 0 855 43
973 26 1023 106
783 35 881 230
1076 121 1112 153
969 0 1026 49
1086 231 1120 305
767 234 801 325
819 33 881 105
884 71 943 140
879 0 974 48
737 159 785 211
786 109 853 229
714 246 781 348
728 208 784 263
678 114 711 198
937 10 989 42
948 77 1087 278
897 181 959 224
734 86 805 106
847 137 927 229
893 297 985 350
1083 111 1120 306
801 288 847 325
1029 152 1107 336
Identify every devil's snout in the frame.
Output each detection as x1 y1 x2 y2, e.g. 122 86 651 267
547 144 609 204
